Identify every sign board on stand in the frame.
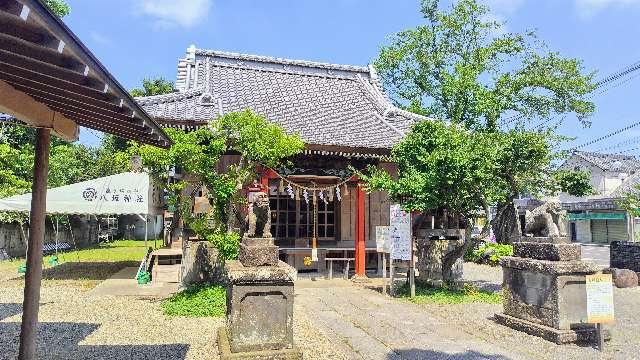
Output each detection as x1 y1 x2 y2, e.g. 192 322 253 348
388 205 414 297
586 273 615 351
376 226 391 253
390 205 411 260
375 226 390 286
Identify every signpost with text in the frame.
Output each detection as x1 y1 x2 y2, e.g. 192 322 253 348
586 273 615 351
389 205 413 297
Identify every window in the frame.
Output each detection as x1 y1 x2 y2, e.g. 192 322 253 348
268 179 337 245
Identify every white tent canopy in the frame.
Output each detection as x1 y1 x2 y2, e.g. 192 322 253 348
0 172 160 215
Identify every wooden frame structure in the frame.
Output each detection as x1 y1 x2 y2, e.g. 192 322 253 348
0 1 171 358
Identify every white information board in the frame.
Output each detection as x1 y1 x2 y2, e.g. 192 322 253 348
586 273 615 324
390 204 411 260
375 226 391 253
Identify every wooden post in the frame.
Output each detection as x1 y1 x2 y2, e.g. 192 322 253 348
354 184 366 276
410 237 415 298
389 259 395 296
19 127 51 360
597 323 604 351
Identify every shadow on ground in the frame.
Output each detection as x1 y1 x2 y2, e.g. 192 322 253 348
466 279 502 293
0 303 22 321
42 261 138 281
390 349 512 360
0 321 189 360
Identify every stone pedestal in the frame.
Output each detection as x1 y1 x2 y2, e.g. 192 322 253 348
220 259 302 359
239 236 279 267
496 237 604 344
415 236 464 288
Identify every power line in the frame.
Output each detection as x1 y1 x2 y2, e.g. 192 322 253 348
502 60 640 126
595 134 640 152
572 119 640 150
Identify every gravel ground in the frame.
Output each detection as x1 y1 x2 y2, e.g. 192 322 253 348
437 262 640 360
0 268 347 360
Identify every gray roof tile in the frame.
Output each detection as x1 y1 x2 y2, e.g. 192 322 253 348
136 46 430 149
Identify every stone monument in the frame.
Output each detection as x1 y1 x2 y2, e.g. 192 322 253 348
218 192 302 359
495 200 605 344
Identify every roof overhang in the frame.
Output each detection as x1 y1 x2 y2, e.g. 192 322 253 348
0 0 171 147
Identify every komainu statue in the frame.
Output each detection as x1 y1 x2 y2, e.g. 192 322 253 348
246 192 272 238
524 200 568 238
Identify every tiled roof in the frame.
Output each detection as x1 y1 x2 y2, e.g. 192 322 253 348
136 46 430 150
572 151 640 172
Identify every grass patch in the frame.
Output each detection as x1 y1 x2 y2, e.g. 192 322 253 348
0 240 155 288
162 284 227 317
398 283 502 304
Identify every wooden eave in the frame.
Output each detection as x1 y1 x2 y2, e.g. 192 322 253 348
0 0 171 147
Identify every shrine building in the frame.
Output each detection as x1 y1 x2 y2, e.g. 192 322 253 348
136 45 429 275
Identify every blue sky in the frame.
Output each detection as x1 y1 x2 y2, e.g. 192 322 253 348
63 0 640 153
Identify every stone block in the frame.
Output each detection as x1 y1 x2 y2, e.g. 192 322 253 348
217 327 302 360
502 267 590 329
513 242 581 261
517 236 570 244
416 237 464 287
610 268 638 288
225 261 297 353
500 256 600 275
239 236 279 267
610 241 640 272
225 260 297 284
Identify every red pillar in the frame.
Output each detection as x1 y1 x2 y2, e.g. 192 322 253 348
354 183 366 276
19 128 51 360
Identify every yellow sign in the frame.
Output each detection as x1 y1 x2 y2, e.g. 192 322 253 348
586 273 615 324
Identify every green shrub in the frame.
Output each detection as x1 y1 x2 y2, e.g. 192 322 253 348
207 231 241 261
464 243 513 266
161 284 227 317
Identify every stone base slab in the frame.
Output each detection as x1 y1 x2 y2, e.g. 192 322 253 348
517 236 570 244
500 256 600 275
513 242 581 261
225 260 297 284
495 313 605 345
218 327 302 360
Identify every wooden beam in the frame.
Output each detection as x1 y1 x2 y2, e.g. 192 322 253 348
0 49 114 100
0 79 77 141
18 127 50 360
0 31 84 72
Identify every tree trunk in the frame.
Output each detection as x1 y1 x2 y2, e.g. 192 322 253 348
492 201 520 244
440 201 491 286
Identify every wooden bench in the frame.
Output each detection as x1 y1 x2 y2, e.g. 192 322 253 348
325 257 355 279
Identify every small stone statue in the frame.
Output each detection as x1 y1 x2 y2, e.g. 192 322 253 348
245 192 272 238
524 201 568 238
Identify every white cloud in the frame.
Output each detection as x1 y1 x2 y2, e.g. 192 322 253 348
136 0 212 28
575 0 640 17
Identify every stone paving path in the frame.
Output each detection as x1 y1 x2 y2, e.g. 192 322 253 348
295 286 524 360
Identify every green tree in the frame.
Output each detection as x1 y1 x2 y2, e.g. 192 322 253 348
361 121 592 283
43 0 70 18
617 185 640 219
374 0 596 131
372 0 595 248
132 110 304 259
130 77 175 97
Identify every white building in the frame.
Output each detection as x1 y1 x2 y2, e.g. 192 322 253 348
559 151 640 244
